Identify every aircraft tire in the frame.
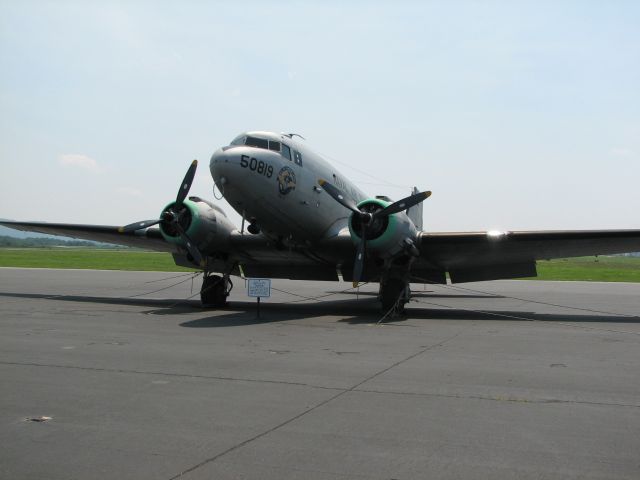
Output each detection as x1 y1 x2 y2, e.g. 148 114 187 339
201 275 227 307
380 277 406 312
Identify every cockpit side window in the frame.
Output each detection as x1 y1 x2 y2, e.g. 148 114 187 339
293 150 303 166
245 136 269 149
268 141 281 152
281 144 291 160
230 135 246 146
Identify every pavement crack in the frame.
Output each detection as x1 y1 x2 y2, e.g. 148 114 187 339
0 361 342 392
167 330 464 479
353 388 640 408
345 330 464 391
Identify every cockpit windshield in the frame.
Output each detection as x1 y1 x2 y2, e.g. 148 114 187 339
245 136 281 152
245 136 269 149
229 134 292 159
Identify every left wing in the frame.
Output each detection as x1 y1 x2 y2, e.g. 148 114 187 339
0 221 174 252
415 229 640 283
215 229 640 283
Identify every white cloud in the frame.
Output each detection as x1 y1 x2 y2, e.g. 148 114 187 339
58 154 102 173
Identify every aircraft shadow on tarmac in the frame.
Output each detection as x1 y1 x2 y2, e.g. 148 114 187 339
179 302 640 328
329 290 504 299
1 291 637 328
0 291 195 310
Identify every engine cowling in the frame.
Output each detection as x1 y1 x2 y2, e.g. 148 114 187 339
348 198 418 258
159 199 233 254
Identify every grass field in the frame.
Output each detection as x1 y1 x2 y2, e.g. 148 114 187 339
0 248 195 272
1 248 639 282
533 256 640 282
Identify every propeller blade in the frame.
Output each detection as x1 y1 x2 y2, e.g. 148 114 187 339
318 179 362 215
118 219 161 233
374 190 432 218
176 159 198 207
352 223 367 287
174 222 205 267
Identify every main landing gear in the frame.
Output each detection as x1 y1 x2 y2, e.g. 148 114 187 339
247 218 261 235
200 273 233 307
379 272 411 313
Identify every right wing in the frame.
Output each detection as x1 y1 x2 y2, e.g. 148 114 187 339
0 220 351 280
0 221 174 252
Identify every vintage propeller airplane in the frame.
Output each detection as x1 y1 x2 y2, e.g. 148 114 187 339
3 131 640 311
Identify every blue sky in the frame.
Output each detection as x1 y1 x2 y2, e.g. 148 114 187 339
1 0 638 231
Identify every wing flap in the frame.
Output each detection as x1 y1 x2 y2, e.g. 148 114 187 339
448 261 537 283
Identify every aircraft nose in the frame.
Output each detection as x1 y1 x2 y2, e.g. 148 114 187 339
210 147 228 169
210 146 287 202
210 148 236 185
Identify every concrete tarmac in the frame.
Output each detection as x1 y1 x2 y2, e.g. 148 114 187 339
1 268 639 479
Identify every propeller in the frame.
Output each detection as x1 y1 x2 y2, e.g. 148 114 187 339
176 159 198 206
318 179 431 286
317 179 362 215
118 160 206 267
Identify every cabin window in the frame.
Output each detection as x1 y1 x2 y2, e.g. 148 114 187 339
294 150 303 166
281 144 291 160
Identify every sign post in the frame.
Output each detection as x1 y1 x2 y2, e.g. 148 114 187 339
247 278 271 318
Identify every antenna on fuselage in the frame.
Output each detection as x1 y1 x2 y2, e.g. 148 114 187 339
282 133 306 140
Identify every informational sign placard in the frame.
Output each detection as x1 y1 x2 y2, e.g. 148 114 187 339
247 278 271 298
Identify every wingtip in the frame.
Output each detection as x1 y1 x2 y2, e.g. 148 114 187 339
192 159 198 166
318 179 326 186
117 227 125 233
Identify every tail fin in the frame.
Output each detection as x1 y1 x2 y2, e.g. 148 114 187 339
406 187 423 230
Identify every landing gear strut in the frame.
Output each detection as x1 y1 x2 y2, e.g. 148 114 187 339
200 273 233 307
379 274 410 313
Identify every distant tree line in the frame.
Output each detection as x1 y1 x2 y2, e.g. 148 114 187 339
0 236 127 248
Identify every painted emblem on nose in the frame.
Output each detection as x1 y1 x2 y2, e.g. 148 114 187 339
277 166 296 195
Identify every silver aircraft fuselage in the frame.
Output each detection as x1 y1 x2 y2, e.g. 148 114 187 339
210 131 368 242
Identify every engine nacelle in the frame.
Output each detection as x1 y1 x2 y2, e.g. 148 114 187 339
348 198 419 258
159 198 234 254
